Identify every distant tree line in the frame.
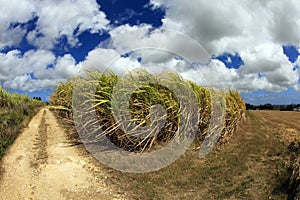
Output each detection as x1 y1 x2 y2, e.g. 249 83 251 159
246 103 300 111
33 97 42 101
279 104 300 111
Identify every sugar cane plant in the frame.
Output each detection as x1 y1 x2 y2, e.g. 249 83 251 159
50 69 246 152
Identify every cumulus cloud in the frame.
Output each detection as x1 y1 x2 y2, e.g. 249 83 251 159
0 50 80 91
268 0 300 44
239 44 288 74
104 22 299 93
3 74 59 92
150 0 300 53
0 49 55 81
26 0 109 49
0 0 109 50
78 47 141 75
35 54 80 80
108 24 210 64
140 0 300 93
0 0 35 48
295 85 300 92
0 0 108 92
1 0 300 96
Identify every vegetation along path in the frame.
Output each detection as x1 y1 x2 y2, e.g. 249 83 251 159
1 107 300 199
0 108 125 200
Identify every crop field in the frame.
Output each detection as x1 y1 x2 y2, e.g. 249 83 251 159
1 71 300 199
81 110 300 199
49 70 246 152
47 70 300 199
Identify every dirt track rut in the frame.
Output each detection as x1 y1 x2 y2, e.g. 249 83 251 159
0 108 124 200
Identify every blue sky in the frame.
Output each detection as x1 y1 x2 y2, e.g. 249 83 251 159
0 0 300 105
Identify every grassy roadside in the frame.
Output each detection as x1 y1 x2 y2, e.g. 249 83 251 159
104 111 292 200
48 69 251 198
52 110 295 199
52 109 297 199
48 68 300 198
0 86 44 157
53 70 300 199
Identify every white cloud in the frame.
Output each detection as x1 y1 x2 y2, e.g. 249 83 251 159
0 49 56 81
26 0 109 49
0 50 22 80
1 0 300 96
238 43 299 91
266 65 298 87
35 54 80 80
239 44 287 73
22 50 56 73
0 0 109 92
268 0 300 44
144 0 300 93
54 55 80 78
78 47 141 76
2 74 59 92
150 0 300 54
0 0 35 49
195 59 237 89
294 85 300 92
0 50 81 91
108 24 210 64
105 23 300 93
0 0 109 50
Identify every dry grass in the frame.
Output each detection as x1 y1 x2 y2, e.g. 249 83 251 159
248 110 300 200
49 70 300 199
287 142 300 199
78 110 295 199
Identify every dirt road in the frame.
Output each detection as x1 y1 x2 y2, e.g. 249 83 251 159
0 108 125 200
1 108 299 199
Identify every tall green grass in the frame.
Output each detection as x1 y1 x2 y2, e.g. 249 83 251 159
50 70 246 152
0 86 44 157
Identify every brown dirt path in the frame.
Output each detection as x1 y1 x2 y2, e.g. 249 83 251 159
0 108 125 200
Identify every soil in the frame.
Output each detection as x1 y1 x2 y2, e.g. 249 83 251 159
1 109 300 199
0 108 126 200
